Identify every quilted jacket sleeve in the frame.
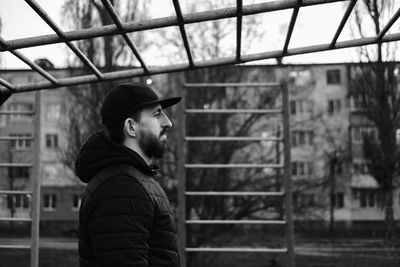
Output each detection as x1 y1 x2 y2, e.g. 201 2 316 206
87 175 154 267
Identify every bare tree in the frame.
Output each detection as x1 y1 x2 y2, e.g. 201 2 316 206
349 0 400 247
60 0 151 171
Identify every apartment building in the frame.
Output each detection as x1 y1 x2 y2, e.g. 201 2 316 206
0 64 398 232
0 69 84 229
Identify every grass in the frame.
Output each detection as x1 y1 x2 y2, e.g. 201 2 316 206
1 248 399 267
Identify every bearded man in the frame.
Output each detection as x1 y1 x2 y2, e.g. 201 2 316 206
75 83 181 267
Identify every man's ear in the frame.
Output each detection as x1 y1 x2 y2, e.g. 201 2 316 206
124 118 136 137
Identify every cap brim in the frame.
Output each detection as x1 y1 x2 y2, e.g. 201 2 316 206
158 97 182 109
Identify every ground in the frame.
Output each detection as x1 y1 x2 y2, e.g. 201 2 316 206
0 237 399 267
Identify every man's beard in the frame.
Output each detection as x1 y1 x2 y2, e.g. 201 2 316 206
138 129 167 159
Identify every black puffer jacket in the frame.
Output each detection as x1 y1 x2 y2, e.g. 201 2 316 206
75 131 179 267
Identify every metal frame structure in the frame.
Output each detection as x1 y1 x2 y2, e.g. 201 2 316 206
0 0 400 94
177 83 294 267
0 92 41 267
0 1 399 267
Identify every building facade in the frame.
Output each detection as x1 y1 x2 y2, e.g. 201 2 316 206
0 64 399 234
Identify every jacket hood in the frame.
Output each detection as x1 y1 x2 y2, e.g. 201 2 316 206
75 131 157 183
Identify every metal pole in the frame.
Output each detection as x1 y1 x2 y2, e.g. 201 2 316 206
30 91 41 267
282 82 296 267
177 84 187 267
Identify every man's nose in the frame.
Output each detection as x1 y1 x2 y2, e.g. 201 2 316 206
161 112 172 128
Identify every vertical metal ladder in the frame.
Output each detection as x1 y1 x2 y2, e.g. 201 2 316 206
0 91 42 267
177 82 295 267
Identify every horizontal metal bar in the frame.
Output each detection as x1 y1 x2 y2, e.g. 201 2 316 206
0 217 32 223
0 245 31 249
0 190 32 195
184 163 283 169
183 83 280 88
185 109 282 114
0 163 33 168
186 220 286 224
3 31 400 94
0 111 34 115
0 136 34 141
185 191 284 196
186 247 288 253
185 136 282 141
1 0 346 51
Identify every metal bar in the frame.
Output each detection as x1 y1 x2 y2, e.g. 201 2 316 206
24 0 103 80
282 82 296 267
282 0 301 55
31 91 42 267
184 82 280 87
0 40 59 85
0 111 34 115
5 32 400 93
0 245 31 249
330 0 357 48
186 220 286 224
1 0 346 51
186 247 287 253
0 190 32 195
185 136 282 141
0 163 33 167
376 7 400 41
184 163 283 168
185 191 284 196
177 84 187 267
172 0 194 67
100 0 149 73
0 78 16 92
0 217 32 222
185 109 282 114
236 0 243 61
0 136 34 141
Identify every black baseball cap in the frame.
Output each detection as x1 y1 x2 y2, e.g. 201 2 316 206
101 82 181 129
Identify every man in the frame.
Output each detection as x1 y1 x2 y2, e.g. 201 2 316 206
75 82 181 267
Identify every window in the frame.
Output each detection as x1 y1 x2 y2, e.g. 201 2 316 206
290 100 312 116
352 126 377 144
291 130 313 147
351 94 364 110
7 194 30 209
72 194 81 211
46 103 61 121
10 133 32 150
45 134 58 148
327 99 342 115
326 69 341 84
8 167 30 178
359 190 380 208
331 193 344 208
353 160 369 174
293 192 315 207
43 194 57 210
292 161 313 176
9 103 33 121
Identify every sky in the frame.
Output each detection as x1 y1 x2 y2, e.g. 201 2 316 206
0 0 398 69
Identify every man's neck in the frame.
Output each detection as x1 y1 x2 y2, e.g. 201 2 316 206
123 140 152 166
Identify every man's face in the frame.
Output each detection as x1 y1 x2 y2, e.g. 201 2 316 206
136 104 172 159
